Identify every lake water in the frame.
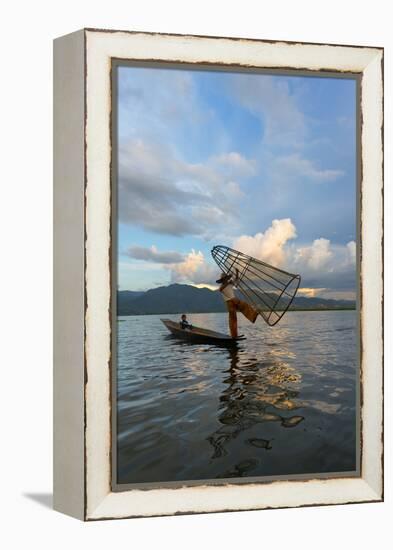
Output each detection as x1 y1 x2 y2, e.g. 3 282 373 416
116 310 358 485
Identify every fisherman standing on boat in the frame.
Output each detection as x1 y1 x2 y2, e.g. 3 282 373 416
217 269 258 338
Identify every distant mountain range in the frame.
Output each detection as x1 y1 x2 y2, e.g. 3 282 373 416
117 284 355 316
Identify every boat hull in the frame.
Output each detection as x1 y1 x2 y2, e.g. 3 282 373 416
161 318 245 345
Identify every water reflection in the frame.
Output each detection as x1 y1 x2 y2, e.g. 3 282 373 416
117 311 357 483
207 346 304 468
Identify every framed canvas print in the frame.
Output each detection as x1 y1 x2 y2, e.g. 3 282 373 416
53 29 383 520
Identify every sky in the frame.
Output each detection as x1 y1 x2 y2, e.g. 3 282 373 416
116 64 357 300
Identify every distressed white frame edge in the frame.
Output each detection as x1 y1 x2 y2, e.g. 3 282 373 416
81 30 383 520
54 29 86 520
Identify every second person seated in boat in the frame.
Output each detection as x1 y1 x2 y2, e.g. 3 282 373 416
180 314 193 330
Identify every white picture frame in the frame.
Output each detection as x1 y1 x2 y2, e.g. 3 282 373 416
53 28 383 521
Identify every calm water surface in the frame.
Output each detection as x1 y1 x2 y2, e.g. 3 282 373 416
117 311 358 484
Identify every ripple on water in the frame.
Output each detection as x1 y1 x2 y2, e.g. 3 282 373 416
117 311 358 483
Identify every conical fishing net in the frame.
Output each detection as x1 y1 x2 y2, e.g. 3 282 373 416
211 245 301 326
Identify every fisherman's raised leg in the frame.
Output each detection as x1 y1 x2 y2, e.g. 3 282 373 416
233 298 258 323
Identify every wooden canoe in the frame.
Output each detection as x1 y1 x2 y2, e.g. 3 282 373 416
161 318 246 345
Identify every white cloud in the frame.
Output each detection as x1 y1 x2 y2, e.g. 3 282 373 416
118 137 252 237
273 153 344 183
317 290 356 301
295 238 333 270
125 245 184 264
168 250 217 285
294 238 356 274
212 151 256 177
226 180 244 198
290 237 357 292
347 240 356 264
119 68 200 138
233 218 297 267
123 246 219 286
297 287 327 298
230 219 356 293
118 67 251 238
229 74 306 146
124 220 357 294
190 283 218 291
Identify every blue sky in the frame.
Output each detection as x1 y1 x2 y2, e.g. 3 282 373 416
117 65 357 300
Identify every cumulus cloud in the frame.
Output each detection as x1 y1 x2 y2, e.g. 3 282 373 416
125 245 218 288
294 238 356 273
117 68 258 239
125 244 218 286
168 250 218 285
295 238 333 270
232 219 356 293
233 218 297 267
232 219 355 281
126 245 184 264
117 67 357 296
291 237 356 292
124 221 357 294
118 137 255 237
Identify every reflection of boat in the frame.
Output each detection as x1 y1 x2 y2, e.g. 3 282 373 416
161 319 246 345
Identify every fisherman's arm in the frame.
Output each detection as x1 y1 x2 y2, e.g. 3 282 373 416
219 282 227 292
219 277 232 292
